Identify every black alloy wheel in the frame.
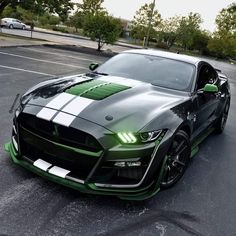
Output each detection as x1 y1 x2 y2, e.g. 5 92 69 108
215 100 230 134
161 130 191 189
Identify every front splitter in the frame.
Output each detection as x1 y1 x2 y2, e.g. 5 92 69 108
4 141 164 200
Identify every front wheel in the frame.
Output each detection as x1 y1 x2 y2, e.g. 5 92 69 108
215 100 230 134
160 130 191 189
9 24 13 29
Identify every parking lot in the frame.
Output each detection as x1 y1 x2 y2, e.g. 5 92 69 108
0 46 236 236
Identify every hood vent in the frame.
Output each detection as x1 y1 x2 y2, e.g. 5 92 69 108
65 79 130 100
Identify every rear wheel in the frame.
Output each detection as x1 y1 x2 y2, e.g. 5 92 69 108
22 25 26 30
160 130 191 189
9 24 13 29
215 100 230 134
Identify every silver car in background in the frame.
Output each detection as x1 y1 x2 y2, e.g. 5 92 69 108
0 18 26 29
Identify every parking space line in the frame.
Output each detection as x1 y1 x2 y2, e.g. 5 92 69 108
0 65 54 76
0 51 87 69
21 47 103 63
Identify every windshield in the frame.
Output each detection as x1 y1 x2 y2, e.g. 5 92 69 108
96 53 195 91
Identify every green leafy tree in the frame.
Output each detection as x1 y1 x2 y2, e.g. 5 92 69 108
208 3 236 59
130 3 161 41
208 36 236 58
77 0 104 16
191 30 210 54
158 16 181 48
69 0 104 32
0 0 73 20
83 12 122 51
176 12 203 50
215 3 236 37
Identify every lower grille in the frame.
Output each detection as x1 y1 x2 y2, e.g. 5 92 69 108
20 127 101 180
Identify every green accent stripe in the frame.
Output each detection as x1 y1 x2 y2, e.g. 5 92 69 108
66 79 130 100
4 142 160 199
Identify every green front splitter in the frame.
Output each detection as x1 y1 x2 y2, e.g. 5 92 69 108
4 142 165 201
3 127 214 200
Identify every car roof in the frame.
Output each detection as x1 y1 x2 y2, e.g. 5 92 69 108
124 49 203 65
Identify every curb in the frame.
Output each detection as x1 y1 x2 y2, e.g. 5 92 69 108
44 44 117 58
27 29 141 50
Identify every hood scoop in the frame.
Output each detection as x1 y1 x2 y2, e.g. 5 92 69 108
65 79 130 100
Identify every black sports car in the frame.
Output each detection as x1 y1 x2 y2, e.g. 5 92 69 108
5 49 231 200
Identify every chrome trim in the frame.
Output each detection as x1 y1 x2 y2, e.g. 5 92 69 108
13 125 17 134
94 140 162 189
12 136 18 151
66 175 85 184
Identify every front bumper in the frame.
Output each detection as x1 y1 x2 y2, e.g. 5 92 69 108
4 138 169 200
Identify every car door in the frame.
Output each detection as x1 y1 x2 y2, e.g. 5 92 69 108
192 63 220 136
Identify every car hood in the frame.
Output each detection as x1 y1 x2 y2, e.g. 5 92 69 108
25 74 187 132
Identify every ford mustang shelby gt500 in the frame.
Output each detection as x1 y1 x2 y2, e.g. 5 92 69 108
5 49 230 200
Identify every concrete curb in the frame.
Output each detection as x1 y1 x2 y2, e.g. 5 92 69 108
44 44 117 58
26 28 141 50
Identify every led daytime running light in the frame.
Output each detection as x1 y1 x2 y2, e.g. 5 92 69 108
118 132 137 144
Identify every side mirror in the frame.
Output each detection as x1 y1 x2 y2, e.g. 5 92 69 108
89 63 99 71
203 84 219 93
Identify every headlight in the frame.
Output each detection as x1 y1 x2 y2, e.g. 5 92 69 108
140 130 162 143
117 130 162 144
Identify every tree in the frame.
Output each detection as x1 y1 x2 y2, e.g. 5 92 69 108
176 12 203 50
215 3 236 37
0 0 73 20
69 0 104 32
130 3 161 41
208 36 236 58
83 12 122 51
208 3 236 59
192 30 210 54
158 16 181 48
77 0 104 16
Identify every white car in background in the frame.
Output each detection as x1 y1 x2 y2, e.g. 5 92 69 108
0 18 26 29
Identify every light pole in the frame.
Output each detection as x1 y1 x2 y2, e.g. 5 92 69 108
144 0 156 48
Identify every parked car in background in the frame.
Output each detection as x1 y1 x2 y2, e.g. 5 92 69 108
0 18 26 29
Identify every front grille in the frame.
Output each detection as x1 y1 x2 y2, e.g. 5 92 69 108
19 113 102 152
19 127 101 179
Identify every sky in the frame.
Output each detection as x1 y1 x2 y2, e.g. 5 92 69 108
75 0 235 32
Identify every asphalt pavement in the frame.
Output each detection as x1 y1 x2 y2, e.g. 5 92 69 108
0 45 236 236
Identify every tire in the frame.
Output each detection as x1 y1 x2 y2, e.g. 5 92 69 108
215 100 230 134
9 24 13 29
22 25 26 30
160 130 191 189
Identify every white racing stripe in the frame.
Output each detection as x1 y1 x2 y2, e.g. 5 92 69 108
62 97 93 116
45 93 75 110
49 166 70 178
53 112 75 127
33 159 52 171
36 107 58 121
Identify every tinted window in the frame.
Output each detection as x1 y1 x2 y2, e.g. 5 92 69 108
197 65 217 90
96 53 195 91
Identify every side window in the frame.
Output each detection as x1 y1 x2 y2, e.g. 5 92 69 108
197 65 217 90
